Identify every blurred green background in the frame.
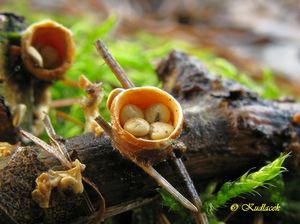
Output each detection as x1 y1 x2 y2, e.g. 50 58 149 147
0 0 285 138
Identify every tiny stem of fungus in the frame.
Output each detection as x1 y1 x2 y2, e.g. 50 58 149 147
95 39 135 89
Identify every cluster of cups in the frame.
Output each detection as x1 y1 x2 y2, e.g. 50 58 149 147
120 103 174 140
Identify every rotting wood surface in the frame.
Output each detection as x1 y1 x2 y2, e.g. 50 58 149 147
0 51 300 223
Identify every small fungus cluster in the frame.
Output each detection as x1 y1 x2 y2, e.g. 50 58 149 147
0 142 14 157
79 75 104 137
120 103 174 140
31 159 85 208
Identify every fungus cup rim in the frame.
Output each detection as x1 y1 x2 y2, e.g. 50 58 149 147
109 86 183 147
21 19 75 80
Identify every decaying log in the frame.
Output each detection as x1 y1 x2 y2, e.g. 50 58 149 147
1 51 300 223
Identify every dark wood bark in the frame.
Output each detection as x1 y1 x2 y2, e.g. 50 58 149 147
0 51 300 223
0 96 19 143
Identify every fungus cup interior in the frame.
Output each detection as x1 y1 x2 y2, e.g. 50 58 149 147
30 26 67 69
111 87 183 143
22 20 75 80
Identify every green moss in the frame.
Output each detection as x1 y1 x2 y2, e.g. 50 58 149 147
159 189 193 224
203 153 289 215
